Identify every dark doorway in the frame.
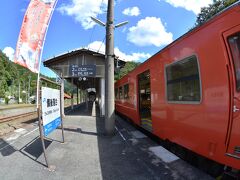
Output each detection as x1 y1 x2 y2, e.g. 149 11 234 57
138 70 152 132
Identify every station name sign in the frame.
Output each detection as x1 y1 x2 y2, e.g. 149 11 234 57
42 87 61 136
69 65 96 77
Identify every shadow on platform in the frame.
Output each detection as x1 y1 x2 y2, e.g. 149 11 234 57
62 101 163 179
65 102 94 116
19 136 52 159
1 100 212 179
0 138 16 156
0 136 53 167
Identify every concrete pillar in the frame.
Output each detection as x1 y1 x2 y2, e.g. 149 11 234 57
100 78 105 117
105 0 115 135
81 90 83 103
85 90 87 102
98 80 101 112
61 78 65 117
79 89 82 104
77 86 79 105
71 78 74 110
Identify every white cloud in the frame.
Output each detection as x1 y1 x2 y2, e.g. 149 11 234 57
3 47 15 61
127 17 173 47
58 0 108 29
87 41 151 62
88 41 105 53
114 47 151 62
122 7 140 16
164 0 213 14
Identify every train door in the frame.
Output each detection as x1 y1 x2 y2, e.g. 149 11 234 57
138 70 152 131
223 26 240 159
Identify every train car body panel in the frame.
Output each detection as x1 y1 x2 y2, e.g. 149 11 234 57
223 24 240 163
115 3 240 169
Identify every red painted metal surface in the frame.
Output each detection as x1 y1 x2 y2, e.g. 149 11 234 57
115 3 240 170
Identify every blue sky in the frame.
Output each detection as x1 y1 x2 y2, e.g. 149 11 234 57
0 0 213 77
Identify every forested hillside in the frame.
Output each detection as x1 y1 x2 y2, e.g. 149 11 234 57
195 0 238 26
0 50 37 103
115 61 140 81
0 50 76 104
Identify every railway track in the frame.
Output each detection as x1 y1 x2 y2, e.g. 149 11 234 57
0 104 78 124
0 111 37 123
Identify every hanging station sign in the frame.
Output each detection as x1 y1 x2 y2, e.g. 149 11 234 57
41 87 61 136
69 65 96 77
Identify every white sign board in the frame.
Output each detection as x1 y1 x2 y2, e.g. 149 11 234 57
42 87 61 136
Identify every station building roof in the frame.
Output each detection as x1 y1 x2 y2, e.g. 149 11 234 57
43 48 126 90
44 48 125 72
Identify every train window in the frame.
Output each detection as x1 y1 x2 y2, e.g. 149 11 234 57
119 86 123 99
115 88 118 99
124 84 129 99
166 56 201 103
228 33 240 91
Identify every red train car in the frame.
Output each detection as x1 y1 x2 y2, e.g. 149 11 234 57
115 2 240 171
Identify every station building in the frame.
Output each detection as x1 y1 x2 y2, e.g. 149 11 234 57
43 48 125 117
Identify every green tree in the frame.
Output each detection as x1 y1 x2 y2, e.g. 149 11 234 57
0 51 12 97
0 50 39 103
115 61 140 81
195 0 238 26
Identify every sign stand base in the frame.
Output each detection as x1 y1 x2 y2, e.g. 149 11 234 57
44 165 56 172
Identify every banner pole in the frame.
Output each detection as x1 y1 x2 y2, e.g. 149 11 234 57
35 0 58 170
37 83 49 168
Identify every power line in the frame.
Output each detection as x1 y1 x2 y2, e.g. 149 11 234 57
87 0 106 50
97 35 106 53
87 25 96 50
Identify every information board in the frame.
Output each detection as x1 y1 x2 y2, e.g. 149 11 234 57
69 65 96 77
42 87 61 136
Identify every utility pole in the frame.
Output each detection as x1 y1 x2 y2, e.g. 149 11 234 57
105 0 115 135
91 0 128 135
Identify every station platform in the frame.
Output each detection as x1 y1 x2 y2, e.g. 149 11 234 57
0 102 213 180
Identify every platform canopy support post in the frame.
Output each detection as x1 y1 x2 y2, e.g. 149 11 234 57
60 74 65 143
77 86 79 105
100 78 105 117
61 75 65 117
71 78 74 110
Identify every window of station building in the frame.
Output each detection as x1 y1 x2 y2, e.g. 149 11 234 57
115 88 119 99
165 55 201 103
119 86 123 99
124 84 129 99
228 32 240 91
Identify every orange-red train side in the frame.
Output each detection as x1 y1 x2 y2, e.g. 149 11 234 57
115 2 240 170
